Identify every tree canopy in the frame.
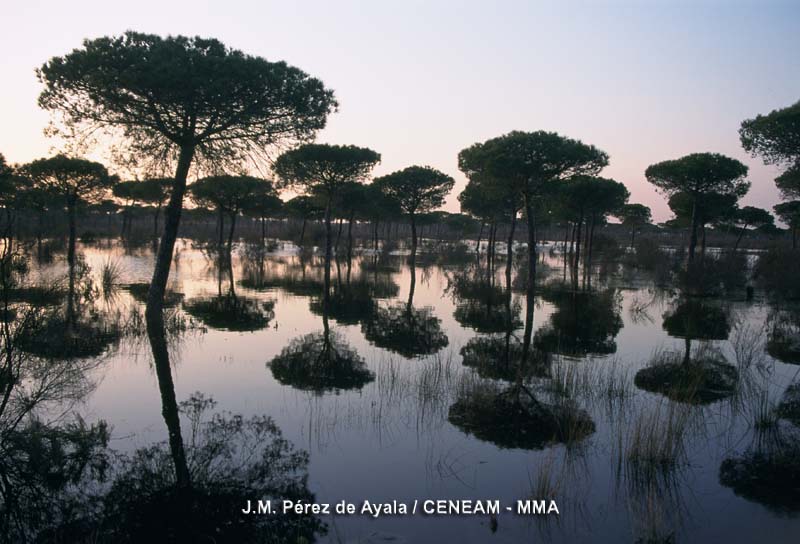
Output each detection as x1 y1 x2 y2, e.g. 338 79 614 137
37 32 337 167
274 144 380 207
775 164 800 201
23 155 115 205
374 165 454 217
740 100 800 167
617 203 652 227
646 153 749 199
458 131 609 203
189 175 273 216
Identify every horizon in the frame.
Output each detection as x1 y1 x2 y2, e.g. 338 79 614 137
2 0 799 221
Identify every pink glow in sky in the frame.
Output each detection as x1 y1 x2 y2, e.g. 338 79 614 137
1 0 798 221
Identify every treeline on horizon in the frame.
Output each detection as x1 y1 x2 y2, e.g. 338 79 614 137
1 32 799 309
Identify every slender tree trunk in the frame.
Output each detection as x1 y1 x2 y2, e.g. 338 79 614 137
324 200 333 308
66 198 77 330
476 222 484 266
521 197 537 366
147 315 192 490
574 215 583 274
216 207 225 250
347 214 354 264
701 223 707 262
733 222 749 251
410 213 418 269
486 221 494 279
154 206 161 240
683 337 692 366
227 211 237 256
373 220 379 251
335 218 343 254
506 212 517 289
261 216 267 247
688 200 699 264
146 144 194 317
144 144 194 491
299 217 307 246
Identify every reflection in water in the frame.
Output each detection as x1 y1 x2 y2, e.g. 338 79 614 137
362 263 448 358
636 298 738 404
268 243 373 394
17 255 121 359
766 307 800 365
5 237 800 542
534 286 623 357
184 255 275 332
719 429 800 515
447 382 595 450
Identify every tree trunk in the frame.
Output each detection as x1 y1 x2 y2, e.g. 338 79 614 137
373 220 379 251
144 144 194 490
146 144 195 318
227 211 237 256
299 217 307 246
66 198 77 329
688 199 699 263
153 206 161 240
324 200 333 308
147 315 192 490
521 198 537 367
216 207 225 250
733 222 749 251
506 212 517 289
347 214 354 264
410 213 418 269
486 221 494 279
476 222 484 266
335 217 343 254
574 214 583 274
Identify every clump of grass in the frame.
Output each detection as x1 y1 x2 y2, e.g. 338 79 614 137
623 401 691 471
751 390 779 431
100 259 124 298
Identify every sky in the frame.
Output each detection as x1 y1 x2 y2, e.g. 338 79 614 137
1 0 798 221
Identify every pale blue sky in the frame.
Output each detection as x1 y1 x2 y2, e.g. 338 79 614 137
1 0 798 220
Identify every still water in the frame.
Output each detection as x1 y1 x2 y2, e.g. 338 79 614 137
34 239 800 542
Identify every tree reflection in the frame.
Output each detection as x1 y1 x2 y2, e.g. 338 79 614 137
184 256 275 332
719 422 800 515
268 246 373 394
361 264 448 358
449 272 522 333
635 299 737 404
766 307 800 365
534 286 623 357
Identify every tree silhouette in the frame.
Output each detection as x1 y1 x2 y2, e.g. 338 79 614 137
774 200 800 249
667 190 739 256
284 195 325 246
732 206 774 250
274 144 380 309
22 155 115 327
459 131 609 363
740 100 800 200
242 191 283 247
616 203 652 248
646 153 749 264
37 32 336 318
374 166 454 269
189 175 273 256
775 163 800 201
